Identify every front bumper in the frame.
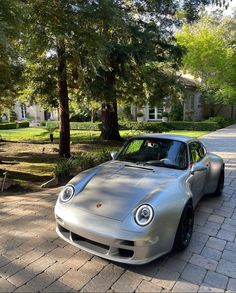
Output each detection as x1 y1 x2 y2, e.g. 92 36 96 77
55 206 167 265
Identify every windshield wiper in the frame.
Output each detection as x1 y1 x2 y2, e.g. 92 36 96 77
124 164 154 171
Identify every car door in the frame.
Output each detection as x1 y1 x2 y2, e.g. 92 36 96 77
188 141 209 206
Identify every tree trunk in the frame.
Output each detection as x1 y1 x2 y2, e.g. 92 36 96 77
57 39 70 158
91 108 95 123
100 100 121 140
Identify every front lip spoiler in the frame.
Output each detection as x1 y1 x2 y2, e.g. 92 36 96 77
56 226 162 265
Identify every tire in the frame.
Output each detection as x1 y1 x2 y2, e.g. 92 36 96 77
214 167 224 196
173 202 194 251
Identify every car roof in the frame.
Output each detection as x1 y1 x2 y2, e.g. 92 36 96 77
132 133 197 143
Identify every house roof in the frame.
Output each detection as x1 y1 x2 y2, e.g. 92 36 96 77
179 73 201 89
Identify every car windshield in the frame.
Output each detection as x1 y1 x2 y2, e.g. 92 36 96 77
116 138 188 170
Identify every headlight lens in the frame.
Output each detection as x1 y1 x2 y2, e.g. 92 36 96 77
135 204 154 226
60 185 75 203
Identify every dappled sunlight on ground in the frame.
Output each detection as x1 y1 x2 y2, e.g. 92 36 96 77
0 125 235 291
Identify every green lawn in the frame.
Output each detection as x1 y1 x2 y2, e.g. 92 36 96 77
0 127 208 141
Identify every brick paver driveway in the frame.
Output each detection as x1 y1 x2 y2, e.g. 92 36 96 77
1 125 236 292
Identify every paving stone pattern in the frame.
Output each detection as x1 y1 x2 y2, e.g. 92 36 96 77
0 125 236 292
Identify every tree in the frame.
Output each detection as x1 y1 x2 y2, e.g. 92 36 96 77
0 0 23 113
19 0 233 147
176 14 236 115
21 0 89 157
77 0 185 140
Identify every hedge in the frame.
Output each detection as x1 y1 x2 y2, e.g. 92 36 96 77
46 120 220 132
46 121 100 131
16 121 30 128
0 122 17 130
119 121 219 132
164 121 219 131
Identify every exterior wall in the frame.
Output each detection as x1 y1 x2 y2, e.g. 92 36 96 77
183 90 203 121
14 102 58 123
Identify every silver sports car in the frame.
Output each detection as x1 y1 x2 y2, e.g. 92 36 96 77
55 134 224 264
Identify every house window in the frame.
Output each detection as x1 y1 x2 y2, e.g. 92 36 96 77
148 106 163 120
149 108 155 120
21 104 27 119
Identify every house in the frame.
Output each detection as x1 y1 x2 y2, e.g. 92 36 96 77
131 73 236 122
14 102 59 125
1 102 59 125
182 74 236 121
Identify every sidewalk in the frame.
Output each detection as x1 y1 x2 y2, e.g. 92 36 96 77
0 125 235 292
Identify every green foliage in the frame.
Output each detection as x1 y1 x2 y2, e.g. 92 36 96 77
53 150 111 181
118 105 134 121
204 116 233 128
9 111 17 122
45 123 58 135
53 158 75 183
16 121 30 128
0 122 17 130
119 121 220 132
45 121 101 131
137 112 144 118
165 121 219 131
169 102 184 121
162 112 169 118
0 0 23 111
44 120 226 133
176 15 236 108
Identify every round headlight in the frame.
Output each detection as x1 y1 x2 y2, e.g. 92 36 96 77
135 204 154 226
60 185 75 203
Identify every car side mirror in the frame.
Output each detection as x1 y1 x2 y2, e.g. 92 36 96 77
110 151 118 160
191 162 207 175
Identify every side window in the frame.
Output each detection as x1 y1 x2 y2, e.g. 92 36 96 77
189 142 205 163
198 143 206 158
124 139 143 155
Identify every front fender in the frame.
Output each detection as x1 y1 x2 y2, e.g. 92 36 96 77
122 175 191 253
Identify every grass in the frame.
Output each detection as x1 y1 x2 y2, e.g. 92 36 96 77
0 127 208 192
0 127 208 142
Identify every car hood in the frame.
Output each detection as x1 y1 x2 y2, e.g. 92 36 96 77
69 161 182 221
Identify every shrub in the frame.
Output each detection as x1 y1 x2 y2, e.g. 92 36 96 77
9 110 17 122
53 151 112 182
46 121 60 129
70 122 100 131
53 158 75 183
94 149 111 164
45 123 58 134
138 122 170 132
45 121 101 131
162 112 169 118
169 102 183 121
73 153 96 173
204 116 233 128
137 112 144 117
165 121 219 131
16 121 30 128
0 122 17 129
119 121 220 132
